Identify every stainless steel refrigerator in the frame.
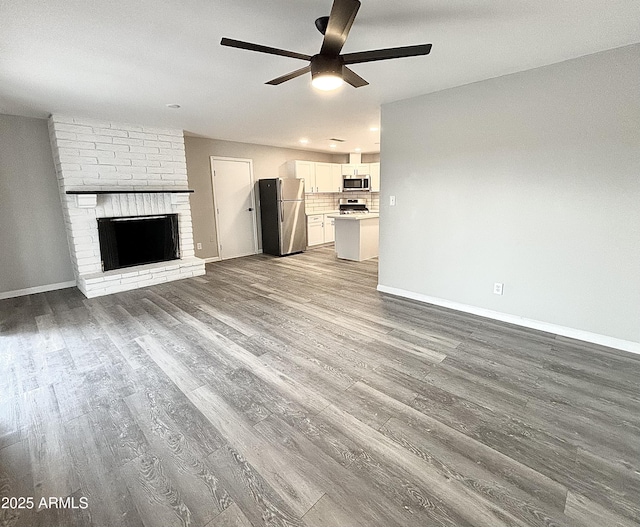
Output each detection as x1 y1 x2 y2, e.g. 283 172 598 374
258 178 307 256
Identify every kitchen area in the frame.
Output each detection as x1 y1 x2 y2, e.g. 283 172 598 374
291 154 380 261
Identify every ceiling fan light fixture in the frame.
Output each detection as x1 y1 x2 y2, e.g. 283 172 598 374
312 73 344 91
310 54 343 91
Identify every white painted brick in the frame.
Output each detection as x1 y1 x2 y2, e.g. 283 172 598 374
115 151 146 160
75 117 113 129
142 126 182 136
71 235 94 245
78 148 101 157
76 249 98 259
129 146 160 154
160 161 186 169
120 275 144 284
80 164 115 172
76 133 113 143
128 131 158 140
90 178 120 186
94 128 128 137
52 115 76 124
59 163 82 172
147 154 174 162
146 167 170 174
61 177 85 187
57 139 96 150
77 263 101 273
134 160 159 167
96 143 130 152
143 173 163 180
117 124 144 132
171 142 185 150
55 131 77 140
97 157 130 166
143 140 171 148
59 154 93 164
112 137 144 147
159 148 179 156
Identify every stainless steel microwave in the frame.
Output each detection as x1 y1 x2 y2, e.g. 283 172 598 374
342 175 370 191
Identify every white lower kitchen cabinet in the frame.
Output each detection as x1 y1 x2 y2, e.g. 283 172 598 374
307 214 325 246
323 214 335 243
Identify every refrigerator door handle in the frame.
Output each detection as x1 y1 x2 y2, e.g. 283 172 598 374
280 204 284 223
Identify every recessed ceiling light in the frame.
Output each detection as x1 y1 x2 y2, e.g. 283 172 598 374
369 127 379 132
354 148 361 152
299 138 309 144
329 144 337 148
166 104 181 109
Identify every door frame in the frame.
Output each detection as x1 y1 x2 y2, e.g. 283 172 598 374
209 156 259 259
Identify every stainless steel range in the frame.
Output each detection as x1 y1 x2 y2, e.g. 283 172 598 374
339 198 369 214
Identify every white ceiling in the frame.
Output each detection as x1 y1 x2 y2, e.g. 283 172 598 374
1 0 638 154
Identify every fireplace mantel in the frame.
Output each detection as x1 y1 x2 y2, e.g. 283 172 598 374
65 189 194 208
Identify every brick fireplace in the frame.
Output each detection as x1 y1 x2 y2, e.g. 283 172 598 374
48 115 205 298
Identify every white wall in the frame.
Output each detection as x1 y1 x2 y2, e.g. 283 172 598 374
378 44 640 349
0 114 74 297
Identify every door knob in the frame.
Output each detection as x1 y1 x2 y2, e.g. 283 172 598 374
247 207 254 211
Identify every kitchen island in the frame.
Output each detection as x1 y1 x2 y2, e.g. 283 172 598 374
326 213 379 261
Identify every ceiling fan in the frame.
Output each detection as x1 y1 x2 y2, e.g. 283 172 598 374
220 0 432 90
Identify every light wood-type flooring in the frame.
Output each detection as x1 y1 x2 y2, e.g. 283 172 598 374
1 245 639 527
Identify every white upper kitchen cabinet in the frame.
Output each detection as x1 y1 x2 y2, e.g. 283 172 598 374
314 163 336 193
341 163 370 176
369 162 380 192
288 160 316 192
332 163 343 192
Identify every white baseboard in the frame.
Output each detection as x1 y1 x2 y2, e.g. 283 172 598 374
0 280 77 300
203 256 221 263
376 284 640 355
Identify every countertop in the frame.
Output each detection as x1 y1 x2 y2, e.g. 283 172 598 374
306 210 339 216
326 213 380 221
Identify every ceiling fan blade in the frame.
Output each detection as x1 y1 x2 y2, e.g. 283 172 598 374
320 0 361 56
342 43 432 64
265 66 312 85
221 37 312 61
342 66 368 88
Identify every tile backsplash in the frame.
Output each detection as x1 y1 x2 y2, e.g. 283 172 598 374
305 192 380 214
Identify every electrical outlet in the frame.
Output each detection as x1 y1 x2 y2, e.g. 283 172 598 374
390 195 396 206
196 242 202 250
493 282 504 295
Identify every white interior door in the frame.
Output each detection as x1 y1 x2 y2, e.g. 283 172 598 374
210 157 258 260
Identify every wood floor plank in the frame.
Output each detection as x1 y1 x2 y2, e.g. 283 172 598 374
125 390 233 518
564 490 639 527
0 440 37 527
65 413 144 527
205 502 253 527
207 445 305 527
188 384 325 517
23 384 79 502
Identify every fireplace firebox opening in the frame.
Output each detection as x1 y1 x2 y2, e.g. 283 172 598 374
97 214 180 272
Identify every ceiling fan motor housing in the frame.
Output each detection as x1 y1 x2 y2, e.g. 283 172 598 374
310 54 344 80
